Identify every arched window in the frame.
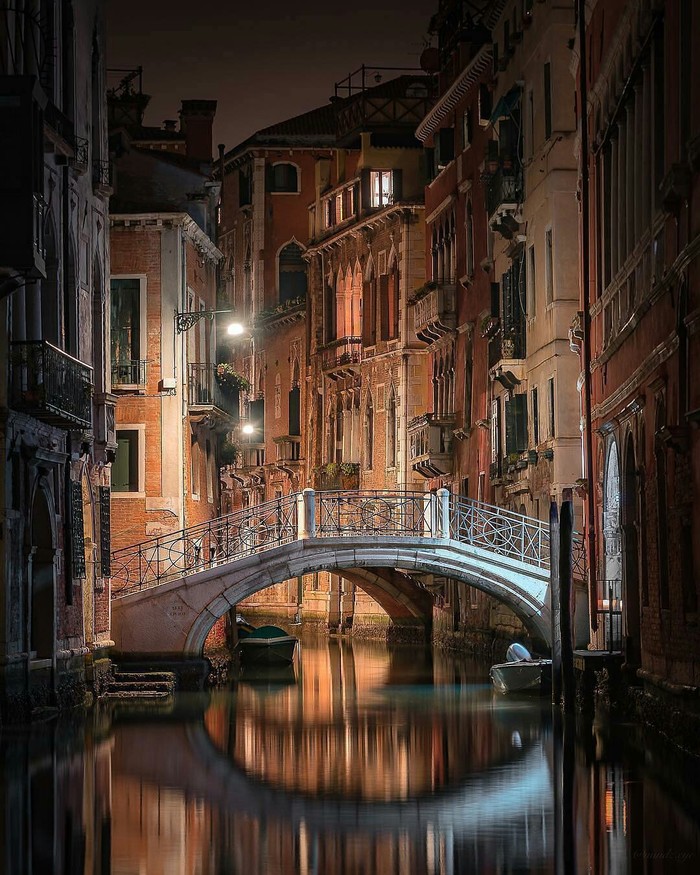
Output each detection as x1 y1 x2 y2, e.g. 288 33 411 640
269 162 299 193
278 242 307 304
386 385 397 469
364 393 374 470
603 440 622 649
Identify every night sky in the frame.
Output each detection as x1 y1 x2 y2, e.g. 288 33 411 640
105 0 436 151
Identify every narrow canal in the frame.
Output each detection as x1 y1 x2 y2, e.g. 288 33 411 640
2 637 700 873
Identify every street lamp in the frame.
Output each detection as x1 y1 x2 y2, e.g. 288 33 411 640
241 423 255 435
174 308 246 335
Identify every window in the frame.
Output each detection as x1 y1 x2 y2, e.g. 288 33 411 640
462 108 472 150
324 197 336 229
112 429 140 493
548 377 555 438
386 386 397 469
435 128 455 169
543 62 552 140
278 242 307 304
206 439 214 503
545 227 553 304
527 244 536 316
526 89 534 159
465 200 474 277
269 162 298 193
110 277 145 382
531 387 539 445
238 166 252 206
505 394 528 454
478 83 492 125
288 385 300 435
370 170 392 207
491 398 501 466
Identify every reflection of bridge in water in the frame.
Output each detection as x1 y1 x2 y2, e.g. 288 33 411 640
113 710 553 860
110 490 586 656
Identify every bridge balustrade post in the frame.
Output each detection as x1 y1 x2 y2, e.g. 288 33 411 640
298 488 316 540
436 488 450 539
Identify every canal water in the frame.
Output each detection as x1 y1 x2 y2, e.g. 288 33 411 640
2 637 700 874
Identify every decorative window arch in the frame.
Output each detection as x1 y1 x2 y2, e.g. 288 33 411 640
269 161 300 193
277 240 307 305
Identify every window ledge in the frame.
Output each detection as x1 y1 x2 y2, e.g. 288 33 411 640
111 491 146 499
270 190 301 196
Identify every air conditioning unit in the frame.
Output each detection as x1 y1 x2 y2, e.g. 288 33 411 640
159 377 177 392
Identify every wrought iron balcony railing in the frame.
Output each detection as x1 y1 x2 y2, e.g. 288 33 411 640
412 282 456 343
321 336 362 378
188 363 238 418
112 360 148 388
92 159 113 192
10 341 93 429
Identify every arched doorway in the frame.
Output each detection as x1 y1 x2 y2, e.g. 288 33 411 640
622 437 641 667
29 487 55 660
602 441 622 650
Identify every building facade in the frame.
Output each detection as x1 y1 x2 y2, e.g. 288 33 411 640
577 0 700 709
0 0 114 716
108 91 224 561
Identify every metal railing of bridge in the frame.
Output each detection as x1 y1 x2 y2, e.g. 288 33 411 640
110 489 585 597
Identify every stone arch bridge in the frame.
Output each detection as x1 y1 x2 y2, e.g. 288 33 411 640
110 490 585 657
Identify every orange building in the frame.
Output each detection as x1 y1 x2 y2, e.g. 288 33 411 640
108 89 225 559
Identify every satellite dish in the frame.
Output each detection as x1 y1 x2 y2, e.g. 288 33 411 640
420 47 440 73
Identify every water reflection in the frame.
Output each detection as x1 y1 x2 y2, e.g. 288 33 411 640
1 637 700 873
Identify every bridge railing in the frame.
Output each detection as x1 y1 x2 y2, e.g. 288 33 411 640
315 490 436 537
449 495 550 569
111 494 298 595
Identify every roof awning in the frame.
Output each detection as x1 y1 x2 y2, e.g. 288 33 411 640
490 86 522 124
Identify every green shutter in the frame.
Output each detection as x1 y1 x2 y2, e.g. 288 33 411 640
99 485 111 577
505 394 528 455
70 479 86 580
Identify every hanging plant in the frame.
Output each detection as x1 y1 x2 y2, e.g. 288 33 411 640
219 440 240 466
215 363 251 394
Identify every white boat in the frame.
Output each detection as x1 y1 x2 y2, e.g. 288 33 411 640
489 643 552 695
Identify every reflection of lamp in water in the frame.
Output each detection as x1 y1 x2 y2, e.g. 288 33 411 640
511 731 522 749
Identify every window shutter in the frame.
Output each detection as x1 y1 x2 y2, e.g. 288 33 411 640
265 163 274 192
70 479 86 580
379 274 390 340
360 169 371 212
388 269 399 339
99 485 111 578
502 269 513 332
505 394 528 454
288 387 301 436
391 169 403 202
544 62 552 139
490 281 501 317
362 280 373 345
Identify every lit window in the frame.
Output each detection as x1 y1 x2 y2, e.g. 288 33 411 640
370 170 392 207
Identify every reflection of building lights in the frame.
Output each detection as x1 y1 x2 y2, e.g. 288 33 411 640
511 731 522 749
605 787 614 830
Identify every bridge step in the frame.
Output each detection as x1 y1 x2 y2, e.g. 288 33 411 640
111 671 176 683
102 689 173 701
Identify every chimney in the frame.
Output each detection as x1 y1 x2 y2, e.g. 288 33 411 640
179 99 217 164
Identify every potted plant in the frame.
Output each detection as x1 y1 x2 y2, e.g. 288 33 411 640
215 363 251 395
219 440 240 467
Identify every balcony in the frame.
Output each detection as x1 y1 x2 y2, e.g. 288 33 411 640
411 282 456 343
274 435 303 475
237 444 266 473
408 414 454 479
187 364 238 423
111 360 148 390
92 159 113 196
321 336 362 379
486 166 523 234
10 341 93 429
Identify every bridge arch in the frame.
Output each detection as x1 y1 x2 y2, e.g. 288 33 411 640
112 535 551 658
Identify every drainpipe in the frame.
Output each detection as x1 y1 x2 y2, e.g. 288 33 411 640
579 0 598 630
